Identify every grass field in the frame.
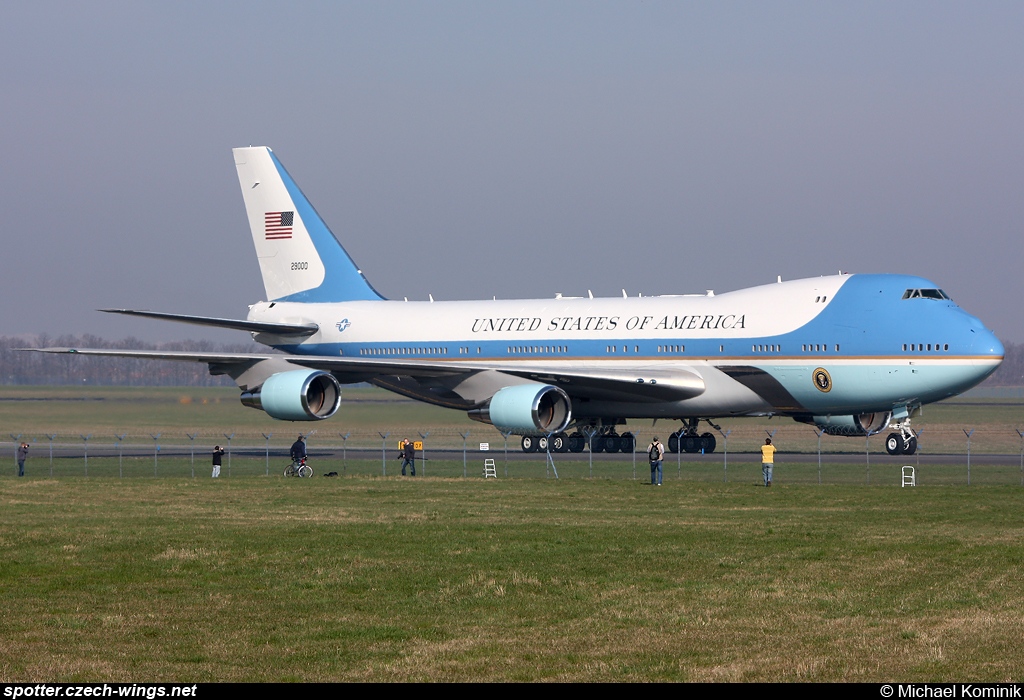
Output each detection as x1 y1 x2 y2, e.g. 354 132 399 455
1 476 1022 682
2 386 1024 682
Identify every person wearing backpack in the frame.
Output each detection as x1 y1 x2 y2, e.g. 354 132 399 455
648 436 665 486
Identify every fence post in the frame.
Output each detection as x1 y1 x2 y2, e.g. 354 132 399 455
223 433 235 477
1017 429 1024 486
339 432 350 476
418 431 430 477
115 434 126 478
629 431 638 481
150 433 162 476
80 434 92 476
262 432 272 476
186 433 198 478
378 432 390 476
10 434 21 476
544 431 559 480
582 425 598 478
716 428 732 483
865 435 870 484
963 429 975 485
814 429 824 485
46 434 56 477
460 431 471 478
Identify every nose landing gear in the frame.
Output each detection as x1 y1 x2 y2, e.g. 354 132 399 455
885 424 918 456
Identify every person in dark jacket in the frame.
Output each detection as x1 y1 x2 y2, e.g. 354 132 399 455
16 442 28 477
211 445 224 478
290 435 307 465
400 438 415 476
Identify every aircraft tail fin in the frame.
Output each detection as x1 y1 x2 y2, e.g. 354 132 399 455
232 147 384 303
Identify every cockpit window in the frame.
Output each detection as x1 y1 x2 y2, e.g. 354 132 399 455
902 289 950 300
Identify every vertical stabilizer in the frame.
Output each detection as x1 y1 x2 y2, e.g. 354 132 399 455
233 147 384 302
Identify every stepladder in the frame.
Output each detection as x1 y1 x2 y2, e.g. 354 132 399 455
483 458 497 479
902 465 916 487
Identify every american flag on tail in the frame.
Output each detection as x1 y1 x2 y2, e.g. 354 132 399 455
265 211 294 240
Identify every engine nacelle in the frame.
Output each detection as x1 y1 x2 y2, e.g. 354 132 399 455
807 411 892 437
240 369 342 421
467 383 572 435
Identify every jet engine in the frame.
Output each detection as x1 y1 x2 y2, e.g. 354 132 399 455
804 411 892 437
240 369 342 421
467 383 572 435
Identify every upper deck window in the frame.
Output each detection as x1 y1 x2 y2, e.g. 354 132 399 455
902 288 950 300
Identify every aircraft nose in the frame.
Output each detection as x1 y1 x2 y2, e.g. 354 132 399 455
963 318 1004 387
969 318 1004 358
974 329 1007 360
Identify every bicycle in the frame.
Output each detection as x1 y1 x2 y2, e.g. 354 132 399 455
284 458 313 478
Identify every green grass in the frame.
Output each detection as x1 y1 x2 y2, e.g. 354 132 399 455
1 476 1023 681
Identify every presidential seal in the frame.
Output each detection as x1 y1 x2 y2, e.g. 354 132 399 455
812 367 832 393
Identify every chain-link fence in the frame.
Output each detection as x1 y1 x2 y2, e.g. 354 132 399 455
5 423 1024 486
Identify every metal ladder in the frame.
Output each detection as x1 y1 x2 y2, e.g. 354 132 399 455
483 458 497 479
902 465 916 487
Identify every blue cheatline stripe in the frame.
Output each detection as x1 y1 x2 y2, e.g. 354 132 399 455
268 150 385 303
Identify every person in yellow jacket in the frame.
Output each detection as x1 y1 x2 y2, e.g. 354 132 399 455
760 438 776 487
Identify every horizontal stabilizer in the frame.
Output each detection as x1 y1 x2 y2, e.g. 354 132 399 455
24 347 278 363
99 309 318 336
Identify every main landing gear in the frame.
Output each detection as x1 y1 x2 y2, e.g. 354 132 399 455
667 418 718 454
521 429 636 454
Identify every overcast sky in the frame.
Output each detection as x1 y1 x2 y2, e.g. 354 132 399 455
2 1 1022 343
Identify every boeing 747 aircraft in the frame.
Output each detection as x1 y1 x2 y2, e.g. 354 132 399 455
36 147 1004 456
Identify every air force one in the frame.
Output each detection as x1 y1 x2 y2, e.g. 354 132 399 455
37 147 1004 456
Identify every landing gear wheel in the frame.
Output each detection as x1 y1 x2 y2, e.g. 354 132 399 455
668 432 681 454
683 435 701 453
521 435 539 453
568 433 586 453
537 436 549 452
701 432 717 454
590 435 606 453
620 432 636 453
903 436 917 456
604 434 621 453
551 433 570 453
885 433 905 455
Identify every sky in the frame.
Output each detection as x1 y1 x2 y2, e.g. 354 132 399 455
2 1 1022 343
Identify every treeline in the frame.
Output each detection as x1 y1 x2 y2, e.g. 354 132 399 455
0 335 273 386
0 334 1021 387
987 341 1024 386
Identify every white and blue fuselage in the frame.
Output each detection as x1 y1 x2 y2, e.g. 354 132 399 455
248 271 1002 422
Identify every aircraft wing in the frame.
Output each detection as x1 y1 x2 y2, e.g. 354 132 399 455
283 356 706 402
99 309 319 336
28 348 705 402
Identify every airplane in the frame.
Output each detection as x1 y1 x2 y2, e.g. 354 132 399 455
33 146 1005 456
